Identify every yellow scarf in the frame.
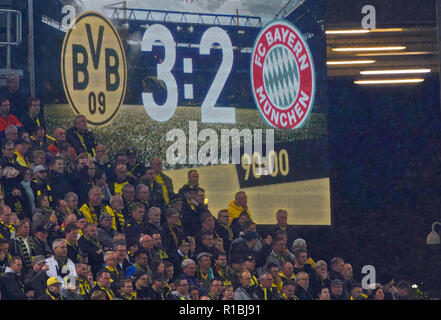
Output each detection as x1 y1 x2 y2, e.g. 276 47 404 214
155 174 169 205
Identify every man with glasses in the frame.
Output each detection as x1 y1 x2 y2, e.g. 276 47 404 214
207 278 223 300
168 276 190 300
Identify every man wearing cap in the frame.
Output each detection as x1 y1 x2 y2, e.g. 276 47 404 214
97 212 119 252
23 255 49 298
37 277 63 300
225 254 246 289
45 238 77 288
30 225 52 258
168 238 194 276
330 278 348 300
31 164 53 206
126 149 146 180
196 252 214 288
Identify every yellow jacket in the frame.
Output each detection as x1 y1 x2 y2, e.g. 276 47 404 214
227 200 252 225
79 203 117 230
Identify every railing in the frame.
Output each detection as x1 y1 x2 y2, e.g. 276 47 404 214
105 7 262 28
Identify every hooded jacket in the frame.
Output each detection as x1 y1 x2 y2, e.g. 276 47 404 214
227 200 252 226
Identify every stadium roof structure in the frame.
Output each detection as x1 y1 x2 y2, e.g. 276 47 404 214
105 6 262 28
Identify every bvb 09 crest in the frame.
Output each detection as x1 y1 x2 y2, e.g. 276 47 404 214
251 20 315 130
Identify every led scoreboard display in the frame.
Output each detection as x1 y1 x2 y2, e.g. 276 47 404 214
34 0 330 225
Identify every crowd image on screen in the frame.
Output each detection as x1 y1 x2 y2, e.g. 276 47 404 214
0 86 414 300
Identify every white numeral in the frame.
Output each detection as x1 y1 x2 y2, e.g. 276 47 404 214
141 24 178 122
199 27 235 123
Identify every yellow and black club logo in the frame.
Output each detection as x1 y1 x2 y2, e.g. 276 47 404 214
61 11 127 127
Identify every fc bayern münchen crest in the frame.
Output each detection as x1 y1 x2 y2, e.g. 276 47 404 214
251 19 316 129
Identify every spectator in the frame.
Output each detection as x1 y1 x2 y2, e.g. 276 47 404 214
330 279 348 300
233 269 253 300
19 97 46 134
318 287 331 300
168 276 190 300
228 191 252 226
0 97 23 132
151 156 173 205
126 148 146 180
1 256 34 300
0 73 27 117
294 272 314 300
280 280 297 300
66 115 97 158
78 223 103 276
350 283 367 300
97 212 118 252
23 255 49 298
124 202 148 242
37 277 63 300
178 169 199 195
253 273 279 300
45 238 77 287
89 269 115 300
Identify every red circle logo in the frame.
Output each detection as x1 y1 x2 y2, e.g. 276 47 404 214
251 20 316 129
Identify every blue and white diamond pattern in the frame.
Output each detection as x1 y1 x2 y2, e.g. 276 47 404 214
263 45 300 110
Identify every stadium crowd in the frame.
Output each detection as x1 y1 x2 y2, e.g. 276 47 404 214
0 73 413 300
